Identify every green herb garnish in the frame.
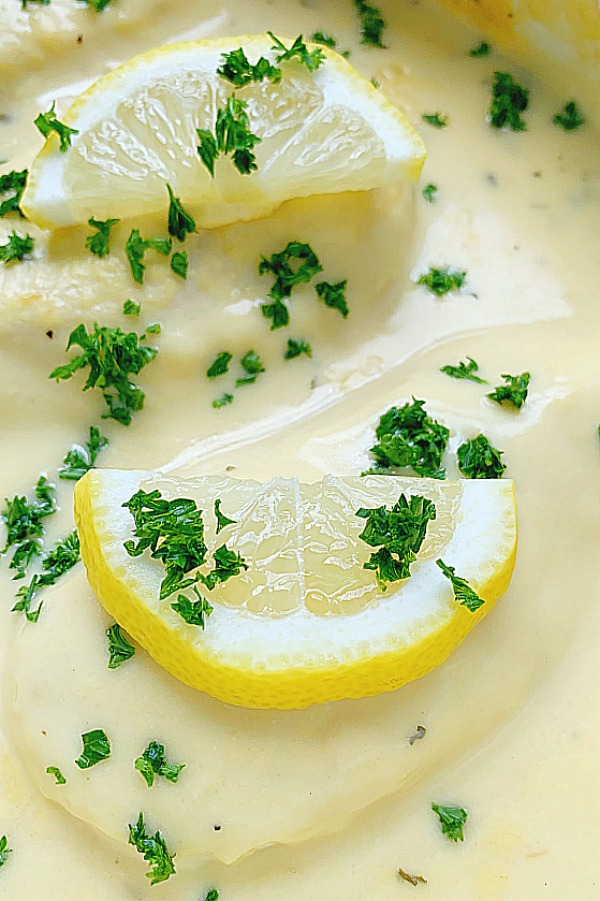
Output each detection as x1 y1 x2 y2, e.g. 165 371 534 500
369 399 449 479
554 100 585 131
315 279 349 317
236 350 265 386
106 623 136 669
436 559 484 612
166 184 196 242
469 40 491 57
123 299 141 317
46 766 66 785
284 338 312 360
197 95 261 177
487 371 530 409
422 112 448 128
457 434 505 479
431 803 468 841
0 231 33 263
417 266 466 296
422 183 438 203
134 741 185 788
125 229 172 284
59 426 109 480
49 322 158 425
311 32 337 48
212 393 234 409
489 72 529 131
75 728 111 769
1 475 56 577
353 0 386 47
203 891 219 901
13 530 80 622
85 216 119 258
440 357 487 383
0 169 27 217
260 241 323 329
0 836 11 868
34 102 78 151
170 251 188 279
128 812 176 885
78 0 114 10
356 494 437 590
268 32 325 71
172 586 213 628
201 544 248 591
217 48 281 87
146 322 161 335
207 351 232 379
214 498 236 534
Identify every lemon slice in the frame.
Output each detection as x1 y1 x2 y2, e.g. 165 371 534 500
22 34 426 230
74 470 516 710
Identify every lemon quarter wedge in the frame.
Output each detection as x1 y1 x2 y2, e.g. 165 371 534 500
22 34 426 230
74 470 516 710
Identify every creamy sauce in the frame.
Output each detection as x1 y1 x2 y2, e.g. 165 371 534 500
1 0 599 898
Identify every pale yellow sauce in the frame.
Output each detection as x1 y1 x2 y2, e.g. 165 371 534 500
1 0 599 898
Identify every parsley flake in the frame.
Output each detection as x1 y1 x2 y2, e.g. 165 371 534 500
75 728 111 769
217 47 281 87
166 184 196 242
34 102 78 151
369 399 449 479
315 279 349 317
146 323 161 335
197 95 261 177
122 299 141 317
128 812 176 885
13 529 80 622
268 32 325 71
201 544 248 591
0 836 11 869
46 766 66 785
125 229 172 284
212 393 234 409
170 251 188 279
214 498 236 534
78 0 114 10
422 183 438 203
284 338 312 360
207 351 232 379
353 0 386 48
0 169 27 217
436 559 484 612
417 266 466 296
171 586 213 629
422 112 448 128
49 322 158 425
489 72 529 131
134 741 185 788
356 494 437 590
469 40 491 57
106 622 136 668
431 803 468 842
1 475 56 577
85 217 119 258
311 32 337 48
487 371 530 409
59 426 109 481
0 231 33 264
440 357 487 384
457 434 506 479
554 100 585 131
203 891 219 901
236 350 265 386
260 241 323 330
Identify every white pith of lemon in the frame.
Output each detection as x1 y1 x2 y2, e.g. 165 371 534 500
22 34 426 230
74 470 517 710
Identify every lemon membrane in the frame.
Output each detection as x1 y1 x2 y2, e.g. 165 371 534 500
74 470 517 710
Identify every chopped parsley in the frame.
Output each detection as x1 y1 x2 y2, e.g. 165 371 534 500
46 766 66 785
125 229 172 284
369 399 449 479
440 357 487 384
422 183 438 203
0 231 33 263
207 351 232 379
13 529 80 622
166 184 196 242
128 812 176 885
172 587 213 628
49 322 158 426
203 891 219 901
170 251 188 279
356 494 437 590
201 544 248 591
284 338 312 360
487 371 530 409
0 169 27 217
236 350 265 386
134 741 185 788
431 803 468 842
457 434 506 479
0 836 11 869
146 322 161 335
122 299 140 317
85 217 119 258
214 498 236 534
417 266 466 296
197 95 261 177
469 40 491 57
78 0 114 9
554 100 585 131
353 0 386 48
422 112 448 128
212 392 233 409
260 241 323 329
34 102 78 151
436 559 484 612
217 48 281 87
59 426 109 480
75 728 111 769
311 32 337 48
1 475 56 576
106 622 136 668
315 280 349 318
268 32 325 71
489 72 529 131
